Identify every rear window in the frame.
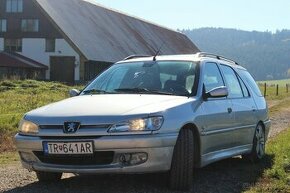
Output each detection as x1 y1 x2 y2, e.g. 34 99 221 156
236 69 262 96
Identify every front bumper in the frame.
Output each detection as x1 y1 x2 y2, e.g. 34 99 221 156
14 133 177 174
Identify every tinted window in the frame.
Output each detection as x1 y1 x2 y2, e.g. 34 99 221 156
203 62 224 92
237 69 262 96
220 65 243 98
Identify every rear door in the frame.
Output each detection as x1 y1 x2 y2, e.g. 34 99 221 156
219 64 257 146
200 62 234 155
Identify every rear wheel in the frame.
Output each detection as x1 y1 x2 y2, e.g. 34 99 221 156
169 129 194 191
243 124 265 162
36 171 62 182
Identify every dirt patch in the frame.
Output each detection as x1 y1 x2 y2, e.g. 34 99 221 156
267 97 290 138
269 107 290 138
0 135 16 152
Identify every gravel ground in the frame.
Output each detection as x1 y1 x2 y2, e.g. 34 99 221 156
268 107 290 138
0 156 274 193
0 102 289 193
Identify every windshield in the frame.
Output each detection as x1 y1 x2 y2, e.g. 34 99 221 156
81 61 198 96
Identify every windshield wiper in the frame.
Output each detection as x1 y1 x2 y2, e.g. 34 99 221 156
82 89 112 95
115 88 174 95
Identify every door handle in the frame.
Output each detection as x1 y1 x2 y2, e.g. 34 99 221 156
227 108 232 114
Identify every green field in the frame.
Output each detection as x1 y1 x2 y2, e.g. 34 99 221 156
245 129 290 193
258 78 290 87
0 80 83 151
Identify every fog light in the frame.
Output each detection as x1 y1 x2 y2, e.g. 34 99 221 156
119 153 148 165
19 152 36 162
130 153 148 165
119 153 131 163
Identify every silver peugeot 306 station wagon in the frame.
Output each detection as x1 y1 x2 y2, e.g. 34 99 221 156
15 52 270 190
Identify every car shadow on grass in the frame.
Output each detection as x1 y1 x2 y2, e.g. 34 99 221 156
4 155 274 193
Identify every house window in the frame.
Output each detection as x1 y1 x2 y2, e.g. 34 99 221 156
0 19 7 32
21 19 39 32
4 39 22 52
45 39 55 52
6 0 23 13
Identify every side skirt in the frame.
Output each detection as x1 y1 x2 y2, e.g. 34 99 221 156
200 144 252 167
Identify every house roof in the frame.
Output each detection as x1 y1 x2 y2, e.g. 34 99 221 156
35 0 200 63
0 52 48 69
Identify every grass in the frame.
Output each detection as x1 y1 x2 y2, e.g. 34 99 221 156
258 78 290 87
0 79 83 151
259 85 290 100
0 152 19 165
244 129 290 193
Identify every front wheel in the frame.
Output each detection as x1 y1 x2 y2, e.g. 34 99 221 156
169 129 194 191
36 171 62 182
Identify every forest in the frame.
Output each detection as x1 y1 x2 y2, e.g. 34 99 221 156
182 28 290 80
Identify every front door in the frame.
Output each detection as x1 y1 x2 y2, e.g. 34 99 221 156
50 56 75 84
200 62 234 155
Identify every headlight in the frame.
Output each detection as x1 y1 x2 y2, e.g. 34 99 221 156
108 116 164 133
19 119 39 135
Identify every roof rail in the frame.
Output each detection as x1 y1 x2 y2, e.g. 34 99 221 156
123 55 152 60
197 52 239 65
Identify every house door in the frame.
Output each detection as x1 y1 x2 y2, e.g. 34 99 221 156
50 56 75 84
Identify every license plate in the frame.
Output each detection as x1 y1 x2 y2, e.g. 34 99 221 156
43 141 94 155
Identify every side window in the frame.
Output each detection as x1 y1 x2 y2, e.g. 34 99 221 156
220 65 243 98
203 62 224 92
237 69 262 96
238 75 250 97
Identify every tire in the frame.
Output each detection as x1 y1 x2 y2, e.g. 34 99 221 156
36 171 62 182
243 124 266 162
169 129 194 191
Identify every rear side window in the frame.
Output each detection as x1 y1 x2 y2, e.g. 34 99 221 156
237 69 262 96
220 65 243 98
237 76 250 97
203 62 224 92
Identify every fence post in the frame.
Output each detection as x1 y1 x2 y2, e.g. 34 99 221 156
276 84 279 96
264 83 267 97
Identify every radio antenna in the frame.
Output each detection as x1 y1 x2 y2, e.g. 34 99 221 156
153 42 165 61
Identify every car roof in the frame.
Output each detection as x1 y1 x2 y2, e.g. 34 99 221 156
117 52 247 70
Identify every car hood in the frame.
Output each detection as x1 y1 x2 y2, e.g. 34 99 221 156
25 94 195 125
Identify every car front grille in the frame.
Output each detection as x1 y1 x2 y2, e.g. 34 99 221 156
33 151 114 165
39 124 111 130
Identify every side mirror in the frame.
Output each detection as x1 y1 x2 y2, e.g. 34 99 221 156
203 86 228 99
69 89 80 97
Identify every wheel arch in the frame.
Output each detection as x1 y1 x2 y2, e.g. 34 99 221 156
180 123 201 168
258 120 265 130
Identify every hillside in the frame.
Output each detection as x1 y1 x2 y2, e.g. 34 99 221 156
182 28 290 80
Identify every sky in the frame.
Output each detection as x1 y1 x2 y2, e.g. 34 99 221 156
95 0 290 32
